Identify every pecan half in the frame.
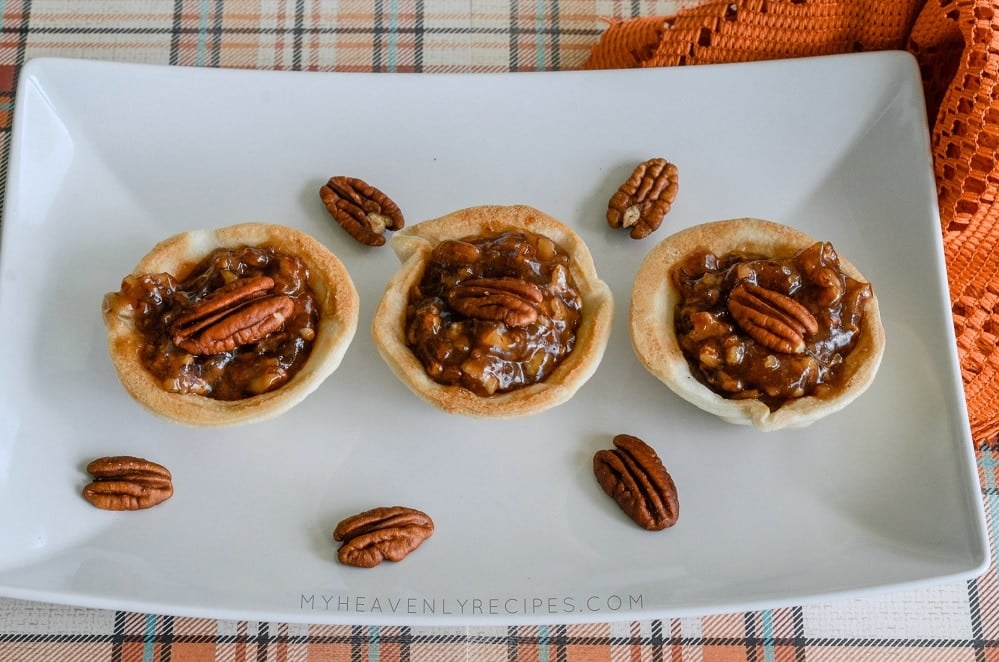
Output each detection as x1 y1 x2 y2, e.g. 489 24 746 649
171 276 295 355
607 158 679 239
320 176 405 246
333 506 435 568
727 282 819 354
593 434 678 530
447 276 543 327
83 456 174 511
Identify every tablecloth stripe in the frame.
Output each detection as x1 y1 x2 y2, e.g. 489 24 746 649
9 609 999 658
0 1 701 74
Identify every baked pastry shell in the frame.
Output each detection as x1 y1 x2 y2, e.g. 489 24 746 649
102 222 360 427
372 204 614 418
630 217 885 431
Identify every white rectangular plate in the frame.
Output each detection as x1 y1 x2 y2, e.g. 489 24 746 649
0 53 988 625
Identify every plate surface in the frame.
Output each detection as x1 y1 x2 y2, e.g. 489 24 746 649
0 53 988 625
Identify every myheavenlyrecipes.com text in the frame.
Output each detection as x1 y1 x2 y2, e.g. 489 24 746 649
300 593 644 617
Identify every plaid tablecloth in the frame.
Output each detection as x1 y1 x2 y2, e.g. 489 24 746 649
1 2 998 660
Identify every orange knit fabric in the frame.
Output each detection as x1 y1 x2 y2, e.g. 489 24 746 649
583 0 999 445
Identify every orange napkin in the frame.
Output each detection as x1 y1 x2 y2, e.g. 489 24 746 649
583 0 999 445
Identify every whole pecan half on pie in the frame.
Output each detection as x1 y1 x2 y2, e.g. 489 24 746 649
170 276 296 355
727 282 819 355
447 276 544 327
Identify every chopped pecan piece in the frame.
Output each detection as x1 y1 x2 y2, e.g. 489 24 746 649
320 176 405 246
83 456 174 511
607 158 679 239
593 434 678 530
333 506 435 568
797 242 845 306
431 239 482 266
170 276 295 355
447 276 543 327
727 282 818 354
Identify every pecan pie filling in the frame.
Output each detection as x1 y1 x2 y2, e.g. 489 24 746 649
672 241 872 410
404 231 583 396
113 245 319 400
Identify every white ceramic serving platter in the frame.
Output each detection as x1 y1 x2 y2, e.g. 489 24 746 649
0 53 988 625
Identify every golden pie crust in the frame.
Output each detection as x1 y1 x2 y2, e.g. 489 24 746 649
372 204 614 418
102 223 359 427
630 217 885 431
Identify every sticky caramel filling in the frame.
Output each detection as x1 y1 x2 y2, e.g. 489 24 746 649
113 246 319 400
672 242 872 410
405 231 583 396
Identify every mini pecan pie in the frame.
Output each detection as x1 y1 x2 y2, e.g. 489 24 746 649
102 223 359 427
372 205 614 418
630 218 885 430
